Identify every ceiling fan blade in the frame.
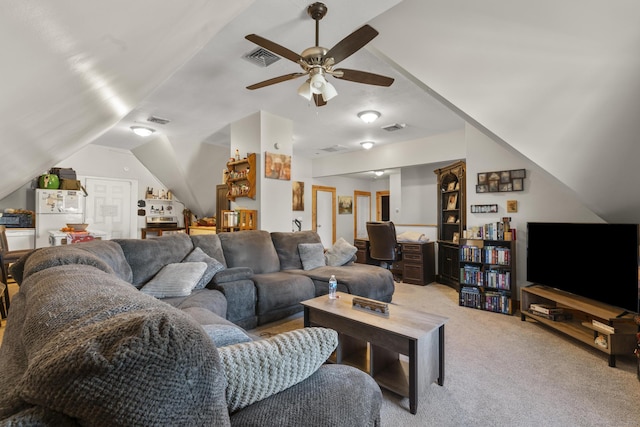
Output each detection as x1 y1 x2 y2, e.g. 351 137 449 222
325 25 379 65
333 68 394 87
313 93 327 107
246 73 306 90
245 34 303 64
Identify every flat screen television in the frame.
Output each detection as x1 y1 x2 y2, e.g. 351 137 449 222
526 222 639 314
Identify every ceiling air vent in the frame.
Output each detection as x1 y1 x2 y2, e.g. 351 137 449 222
381 123 406 132
319 144 349 153
243 47 281 67
147 116 171 125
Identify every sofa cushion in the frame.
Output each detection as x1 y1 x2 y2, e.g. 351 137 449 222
324 237 358 267
190 234 228 267
114 233 194 288
218 230 280 274
183 247 225 289
140 262 207 298
73 240 134 283
251 272 315 316
218 327 337 413
2 264 230 425
298 242 326 270
271 230 322 270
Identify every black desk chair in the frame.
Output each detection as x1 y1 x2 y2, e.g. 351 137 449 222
366 221 402 277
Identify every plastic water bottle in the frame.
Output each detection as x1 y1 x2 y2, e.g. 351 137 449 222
328 275 337 299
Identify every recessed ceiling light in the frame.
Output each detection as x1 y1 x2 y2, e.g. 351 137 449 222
373 170 384 177
360 141 375 150
130 126 155 137
358 110 381 124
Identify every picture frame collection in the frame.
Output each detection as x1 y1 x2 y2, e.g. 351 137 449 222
476 169 525 193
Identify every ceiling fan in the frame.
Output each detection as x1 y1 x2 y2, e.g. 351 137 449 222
245 2 394 107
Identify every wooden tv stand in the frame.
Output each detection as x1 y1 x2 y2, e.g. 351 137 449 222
521 284 638 367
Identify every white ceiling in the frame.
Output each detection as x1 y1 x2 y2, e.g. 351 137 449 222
4 0 640 222
89 0 464 159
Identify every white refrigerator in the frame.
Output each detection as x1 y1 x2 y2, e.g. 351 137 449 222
35 189 85 248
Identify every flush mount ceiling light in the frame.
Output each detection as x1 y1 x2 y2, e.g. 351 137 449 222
360 141 375 150
373 170 384 177
358 110 381 124
130 126 155 137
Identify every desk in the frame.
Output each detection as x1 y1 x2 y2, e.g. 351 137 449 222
141 227 186 239
354 239 435 286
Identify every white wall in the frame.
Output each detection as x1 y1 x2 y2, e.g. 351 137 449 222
464 123 603 296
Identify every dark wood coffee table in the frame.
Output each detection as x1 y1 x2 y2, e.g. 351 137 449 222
301 292 448 414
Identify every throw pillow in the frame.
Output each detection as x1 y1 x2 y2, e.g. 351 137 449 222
325 237 358 266
140 262 207 298
182 247 225 289
298 242 326 270
217 327 338 413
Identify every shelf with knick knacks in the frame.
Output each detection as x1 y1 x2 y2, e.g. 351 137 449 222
144 187 175 215
226 153 256 201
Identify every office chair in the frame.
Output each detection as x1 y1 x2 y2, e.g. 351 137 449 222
0 225 33 315
366 221 402 276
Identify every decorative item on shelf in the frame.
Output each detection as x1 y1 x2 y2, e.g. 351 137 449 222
470 204 498 214
476 169 526 193
352 296 389 316
235 149 240 161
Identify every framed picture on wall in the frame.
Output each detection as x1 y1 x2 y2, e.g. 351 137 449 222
292 181 304 211
264 152 291 180
338 196 353 214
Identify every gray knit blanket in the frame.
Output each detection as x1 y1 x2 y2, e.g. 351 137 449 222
0 263 231 426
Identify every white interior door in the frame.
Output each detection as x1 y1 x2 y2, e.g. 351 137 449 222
355 192 371 239
84 177 136 239
317 190 333 247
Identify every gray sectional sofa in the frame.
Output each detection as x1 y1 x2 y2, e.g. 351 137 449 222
0 229 393 425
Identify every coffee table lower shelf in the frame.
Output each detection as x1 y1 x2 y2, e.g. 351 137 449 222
302 293 447 415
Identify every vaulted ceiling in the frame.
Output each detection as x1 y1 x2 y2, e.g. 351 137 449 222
2 0 640 222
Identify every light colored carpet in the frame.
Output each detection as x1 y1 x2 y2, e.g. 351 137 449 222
249 282 640 427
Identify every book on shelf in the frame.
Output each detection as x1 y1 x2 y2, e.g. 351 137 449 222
528 309 573 321
591 319 616 334
529 303 564 315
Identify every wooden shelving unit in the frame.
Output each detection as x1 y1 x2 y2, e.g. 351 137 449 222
226 153 256 201
459 239 515 315
434 161 466 289
521 284 637 367
220 209 257 232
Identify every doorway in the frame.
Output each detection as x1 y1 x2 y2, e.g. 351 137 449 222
354 190 371 238
312 185 336 247
376 191 390 221
83 177 137 239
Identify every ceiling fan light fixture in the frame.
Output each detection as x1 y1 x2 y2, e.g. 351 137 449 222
130 126 155 137
297 79 312 100
309 72 326 94
360 141 374 150
358 110 381 124
321 80 337 101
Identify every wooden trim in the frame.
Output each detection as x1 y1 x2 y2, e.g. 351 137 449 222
312 185 336 244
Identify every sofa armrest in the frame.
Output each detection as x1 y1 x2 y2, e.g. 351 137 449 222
209 276 257 330
211 267 253 284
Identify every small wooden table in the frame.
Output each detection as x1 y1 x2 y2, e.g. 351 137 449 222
302 293 448 414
